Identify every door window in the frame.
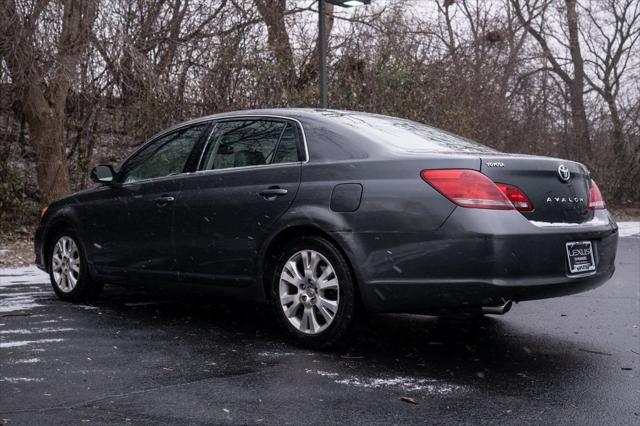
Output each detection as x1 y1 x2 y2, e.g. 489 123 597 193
119 123 209 183
200 120 300 171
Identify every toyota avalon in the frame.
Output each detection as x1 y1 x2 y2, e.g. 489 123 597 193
34 109 618 347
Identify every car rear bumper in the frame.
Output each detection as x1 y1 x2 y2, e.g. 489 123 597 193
336 208 618 313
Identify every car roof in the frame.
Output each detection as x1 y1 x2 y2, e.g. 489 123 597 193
176 108 369 126
157 108 493 160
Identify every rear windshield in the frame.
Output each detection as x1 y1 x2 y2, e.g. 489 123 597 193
327 112 496 154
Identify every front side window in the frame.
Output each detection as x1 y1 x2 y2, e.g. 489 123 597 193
119 123 209 183
200 120 300 171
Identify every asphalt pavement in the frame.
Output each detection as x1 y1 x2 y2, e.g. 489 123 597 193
0 237 638 425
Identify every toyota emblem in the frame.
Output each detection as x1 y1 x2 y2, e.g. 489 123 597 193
558 164 571 182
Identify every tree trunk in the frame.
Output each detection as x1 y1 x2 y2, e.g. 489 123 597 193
0 0 97 206
604 86 625 154
255 0 297 99
32 121 71 205
565 0 591 159
19 77 72 205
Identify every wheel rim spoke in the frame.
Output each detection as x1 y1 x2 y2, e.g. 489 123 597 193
318 296 338 314
285 260 303 282
318 303 334 323
279 249 340 335
284 300 301 318
318 277 338 291
280 293 297 306
317 266 333 283
309 251 321 276
301 307 321 333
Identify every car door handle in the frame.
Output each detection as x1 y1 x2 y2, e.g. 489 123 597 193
154 195 175 207
259 187 288 199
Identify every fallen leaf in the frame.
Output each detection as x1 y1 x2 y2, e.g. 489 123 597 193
400 396 417 405
579 348 612 356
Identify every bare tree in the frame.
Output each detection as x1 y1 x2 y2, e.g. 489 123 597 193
255 0 334 102
581 0 640 153
0 0 97 205
512 0 591 159
1 0 640 229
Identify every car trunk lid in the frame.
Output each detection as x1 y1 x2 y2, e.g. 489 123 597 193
480 155 592 223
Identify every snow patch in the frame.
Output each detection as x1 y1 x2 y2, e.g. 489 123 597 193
12 358 40 364
0 295 43 313
0 266 48 286
0 329 32 335
305 369 463 394
0 338 64 348
305 369 339 377
617 221 640 238
257 351 296 358
1 377 43 383
334 376 462 393
0 267 48 313
0 327 75 335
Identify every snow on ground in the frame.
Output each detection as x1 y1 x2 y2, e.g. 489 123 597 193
0 266 48 286
617 221 640 238
0 266 49 314
304 368 464 394
0 338 65 349
0 266 70 353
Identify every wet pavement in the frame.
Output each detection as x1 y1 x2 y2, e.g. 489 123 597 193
0 237 638 425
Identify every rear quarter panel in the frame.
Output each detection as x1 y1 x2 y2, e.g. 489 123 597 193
271 155 483 301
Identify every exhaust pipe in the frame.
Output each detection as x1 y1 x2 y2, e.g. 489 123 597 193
481 299 513 315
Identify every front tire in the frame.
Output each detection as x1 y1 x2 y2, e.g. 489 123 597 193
269 236 358 349
48 230 103 302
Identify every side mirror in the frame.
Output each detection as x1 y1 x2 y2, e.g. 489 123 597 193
90 164 116 184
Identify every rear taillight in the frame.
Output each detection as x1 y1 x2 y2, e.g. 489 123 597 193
588 180 605 210
420 169 514 210
496 183 534 212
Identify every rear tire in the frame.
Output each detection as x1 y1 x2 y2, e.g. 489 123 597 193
48 229 103 302
269 236 358 349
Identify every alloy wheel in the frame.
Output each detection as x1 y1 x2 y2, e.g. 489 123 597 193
278 249 340 334
51 236 81 293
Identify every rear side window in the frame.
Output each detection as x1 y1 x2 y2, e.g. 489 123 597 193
119 123 208 183
328 112 496 154
200 120 301 170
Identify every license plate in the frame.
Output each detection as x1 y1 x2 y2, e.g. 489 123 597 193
565 241 596 275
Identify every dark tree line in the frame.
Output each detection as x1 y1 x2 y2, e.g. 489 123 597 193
1 0 639 229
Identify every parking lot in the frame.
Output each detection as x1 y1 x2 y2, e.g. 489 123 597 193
1 236 638 425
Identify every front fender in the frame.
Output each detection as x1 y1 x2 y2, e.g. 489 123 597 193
35 197 85 273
